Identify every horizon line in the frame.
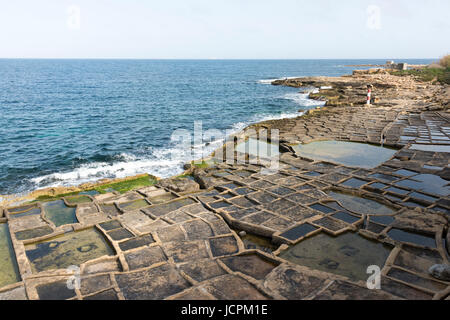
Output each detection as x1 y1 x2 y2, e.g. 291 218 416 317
0 57 438 61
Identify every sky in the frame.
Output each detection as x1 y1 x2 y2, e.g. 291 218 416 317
0 0 449 59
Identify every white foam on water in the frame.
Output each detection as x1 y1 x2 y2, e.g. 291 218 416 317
257 79 279 84
283 92 326 107
257 76 303 85
230 111 304 134
30 147 188 189
28 110 305 191
26 86 321 193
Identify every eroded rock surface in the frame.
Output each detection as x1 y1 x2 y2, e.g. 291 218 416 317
1 72 449 300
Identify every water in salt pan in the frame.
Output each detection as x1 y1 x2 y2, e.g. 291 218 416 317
79 190 100 196
8 205 41 219
279 232 392 282
387 228 436 248
327 191 395 215
409 144 450 153
42 200 78 227
0 223 21 288
395 174 450 197
236 230 277 253
25 228 114 273
292 141 397 169
65 195 92 205
235 138 280 158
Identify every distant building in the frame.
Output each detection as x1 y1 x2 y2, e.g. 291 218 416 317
385 61 408 70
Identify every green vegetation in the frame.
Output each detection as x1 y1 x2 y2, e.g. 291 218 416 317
192 160 210 168
34 191 81 202
390 68 450 84
439 54 450 68
32 175 157 203
65 195 92 204
390 58 450 85
94 175 157 194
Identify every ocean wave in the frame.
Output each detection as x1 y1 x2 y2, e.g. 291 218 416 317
30 148 187 189
27 94 318 192
283 92 326 107
28 111 306 191
230 111 303 134
257 79 279 85
257 76 303 85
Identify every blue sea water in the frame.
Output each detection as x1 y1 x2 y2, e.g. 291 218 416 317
0 59 432 195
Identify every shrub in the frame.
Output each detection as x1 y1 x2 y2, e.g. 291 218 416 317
439 55 450 68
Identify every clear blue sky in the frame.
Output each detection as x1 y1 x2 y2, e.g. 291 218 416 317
1 0 449 59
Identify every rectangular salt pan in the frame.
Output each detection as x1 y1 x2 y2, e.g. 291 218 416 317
410 144 450 153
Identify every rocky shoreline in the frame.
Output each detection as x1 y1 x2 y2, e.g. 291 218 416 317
0 69 449 300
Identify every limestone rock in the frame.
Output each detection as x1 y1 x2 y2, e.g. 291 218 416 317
447 231 450 256
157 178 200 193
428 264 450 281
391 209 447 233
263 264 328 299
0 286 27 300
192 169 220 189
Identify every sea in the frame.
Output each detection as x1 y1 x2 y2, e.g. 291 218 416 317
0 59 433 195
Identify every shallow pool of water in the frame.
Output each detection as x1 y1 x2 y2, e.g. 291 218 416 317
409 144 450 153
387 228 436 248
280 223 318 241
65 195 92 205
148 193 178 204
25 228 114 273
236 138 280 158
395 174 450 197
118 199 149 211
0 223 21 288
8 206 41 219
279 232 392 282
239 232 277 253
327 191 396 215
292 141 397 169
79 190 100 196
42 200 78 227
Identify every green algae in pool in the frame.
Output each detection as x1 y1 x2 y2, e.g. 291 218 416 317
118 199 149 211
65 195 92 205
25 228 114 273
279 232 392 282
236 138 280 158
328 191 395 215
79 190 100 196
0 223 21 288
292 141 397 169
42 200 78 227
